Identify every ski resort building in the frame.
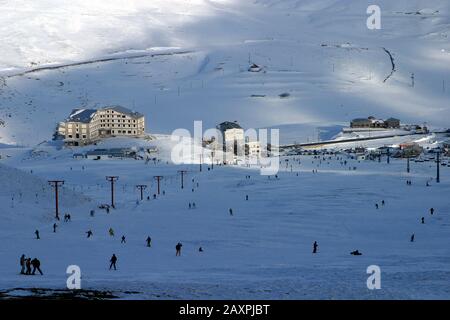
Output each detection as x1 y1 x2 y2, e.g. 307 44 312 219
57 106 145 146
350 116 400 129
216 121 245 156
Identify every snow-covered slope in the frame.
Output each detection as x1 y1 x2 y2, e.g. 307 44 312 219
0 0 449 145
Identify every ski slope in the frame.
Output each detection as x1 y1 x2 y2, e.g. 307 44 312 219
1 141 450 299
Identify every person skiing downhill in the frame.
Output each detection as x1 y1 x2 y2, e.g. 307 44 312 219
53 223 57 233
430 208 435 215
109 228 115 237
176 242 183 256
229 208 233 216
109 254 118 270
313 241 318 254
410 234 415 242
35 230 40 240
146 236 152 247
86 230 93 238
121 236 126 244
421 217 425 224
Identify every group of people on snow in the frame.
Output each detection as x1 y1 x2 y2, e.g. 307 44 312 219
19 254 43 275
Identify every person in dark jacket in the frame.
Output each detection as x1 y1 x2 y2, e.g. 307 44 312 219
146 236 152 247
350 250 362 256
31 258 43 275
20 254 26 274
86 230 93 238
176 242 183 256
121 236 126 244
430 208 435 215
53 223 57 233
410 234 415 242
313 241 318 254
25 258 32 275
35 230 40 239
109 254 118 270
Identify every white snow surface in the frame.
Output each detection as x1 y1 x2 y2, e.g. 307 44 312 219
1 137 450 299
1 0 450 299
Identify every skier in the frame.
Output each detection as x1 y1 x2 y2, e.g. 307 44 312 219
245 195 249 201
421 217 425 224
90 210 95 217
109 254 118 270
106 207 110 214
86 230 93 238
410 234 415 242
176 242 183 256
31 258 43 275
430 208 434 215
189 203 191 209
35 230 40 240
53 223 57 233
153 194 157 199
382 200 385 206
229 208 233 216
146 236 152 247
199 247 204 252
192 202 196 209
67 214 71 221
375 203 379 210
121 236 126 244
313 241 318 254
25 258 32 275
20 254 26 274
109 228 115 237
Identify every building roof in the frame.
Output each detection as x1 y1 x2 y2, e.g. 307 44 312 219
102 105 144 118
67 109 97 123
351 118 372 123
217 121 242 132
385 117 400 122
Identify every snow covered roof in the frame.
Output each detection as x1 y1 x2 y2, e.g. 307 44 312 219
67 109 97 123
102 105 144 119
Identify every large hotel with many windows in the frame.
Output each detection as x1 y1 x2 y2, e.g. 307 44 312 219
57 106 145 146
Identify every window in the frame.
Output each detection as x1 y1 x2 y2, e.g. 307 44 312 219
128 130 131 134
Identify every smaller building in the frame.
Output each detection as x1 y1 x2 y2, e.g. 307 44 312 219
85 148 136 160
385 118 401 128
